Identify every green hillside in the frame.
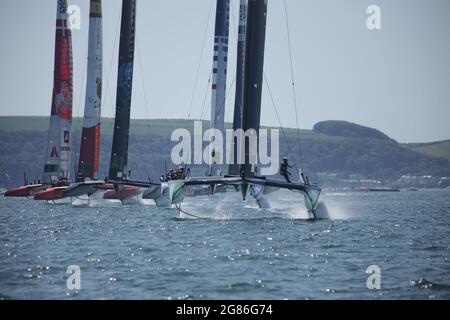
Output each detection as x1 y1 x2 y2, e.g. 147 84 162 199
0 117 449 187
405 140 450 163
0 116 318 138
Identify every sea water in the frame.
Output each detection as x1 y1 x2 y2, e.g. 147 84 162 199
0 189 449 299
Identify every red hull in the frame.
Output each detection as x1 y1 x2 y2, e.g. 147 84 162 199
95 183 115 191
4 185 45 197
34 187 68 201
103 186 140 200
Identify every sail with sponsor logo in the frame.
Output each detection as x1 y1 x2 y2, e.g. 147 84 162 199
43 0 73 184
208 0 230 176
4 0 72 197
168 0 324 219
77 0 103 182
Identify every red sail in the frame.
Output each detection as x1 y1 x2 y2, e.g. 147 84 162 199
43 0 73 183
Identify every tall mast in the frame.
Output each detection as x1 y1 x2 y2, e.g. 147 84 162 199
108 0 136 181
43 0 73 184
77 0 103 181
209 0 230 176
240 0 268 183
229 0 248 175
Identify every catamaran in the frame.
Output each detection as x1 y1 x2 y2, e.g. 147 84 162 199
4 0 73 198
34 0 104 202
110 0 322 217
168 0 323 219
102 0 142 204
36 0 142 205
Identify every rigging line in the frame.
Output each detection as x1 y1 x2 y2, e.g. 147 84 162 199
200 75 236 122
284 0 304 172
182 74 211 169
190 1 236 168
136 37 153 180
263 72 299 174
195 75 236 165
186 0 214 125
102 8 122 170
199 74 212 122
73 35 89 178
183 1 214 172
223 76 236 122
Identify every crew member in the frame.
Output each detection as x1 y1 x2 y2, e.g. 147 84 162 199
280 157 292 183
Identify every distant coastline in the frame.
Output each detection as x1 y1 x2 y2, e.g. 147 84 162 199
0 117 449 188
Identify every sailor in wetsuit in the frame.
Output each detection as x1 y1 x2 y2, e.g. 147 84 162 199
280 157 293 183
76 173 85 183
175 166 185 180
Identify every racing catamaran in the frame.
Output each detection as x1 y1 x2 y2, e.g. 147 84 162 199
168 0 322 218
102 0 142 203
108 0 322 216
5 0 73 198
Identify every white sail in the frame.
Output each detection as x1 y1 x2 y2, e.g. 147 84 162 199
77 0 103 181
209 0 230 175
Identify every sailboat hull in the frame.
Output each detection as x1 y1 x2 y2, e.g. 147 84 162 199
103 185 140 201
142 185 161 200
34 186 68 200
63 180 106 197
34 181 109 202
4 184 45 197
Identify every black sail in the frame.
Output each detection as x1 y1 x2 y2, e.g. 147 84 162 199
240 0 268 181
109 0 136 181
229 0 248 176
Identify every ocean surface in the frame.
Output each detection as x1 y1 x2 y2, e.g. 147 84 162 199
0 189 449 300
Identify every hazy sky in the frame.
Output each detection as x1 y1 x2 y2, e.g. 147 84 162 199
0 0 449 143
